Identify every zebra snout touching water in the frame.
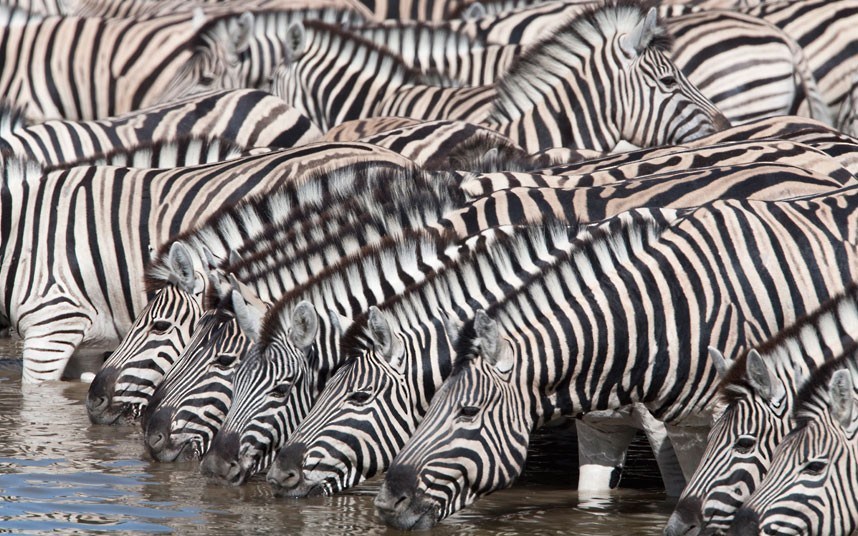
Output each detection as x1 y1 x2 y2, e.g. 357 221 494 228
730 348 858 536
665 283 858 536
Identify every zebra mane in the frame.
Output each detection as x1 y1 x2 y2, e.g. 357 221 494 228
257 225 465 349
792 344 858 430
42 134 248 173
450 210 668 376
0 100 27 137
222 165 463 276
339 218 581 361
490 0 671 121
719 282 858 403
435 133 542 173
226 181 463 284
144 160 426 293
0 154 44 188
299 21 434 86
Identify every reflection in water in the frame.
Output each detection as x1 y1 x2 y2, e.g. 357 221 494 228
0 338 673 534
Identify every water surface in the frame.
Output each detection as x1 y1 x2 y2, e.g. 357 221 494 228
0 338 674 534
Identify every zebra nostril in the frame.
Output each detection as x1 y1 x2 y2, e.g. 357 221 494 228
86 395 109 413
148 432 165 451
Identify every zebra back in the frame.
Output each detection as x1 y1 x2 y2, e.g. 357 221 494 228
0 90 321 166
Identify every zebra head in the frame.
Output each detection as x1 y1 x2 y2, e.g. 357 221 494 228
268 309 454 498
731 362 858 536
143 289 256 463
159 11 254 105
87 242 206 425
376 310 529 530
669 349 791 536
200 300 319 486
490 3 730 152
272 20 426 131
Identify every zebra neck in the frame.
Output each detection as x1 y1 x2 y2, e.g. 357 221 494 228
487 53 619 153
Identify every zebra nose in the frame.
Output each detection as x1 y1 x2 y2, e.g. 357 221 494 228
375 463 418 517
664 496 703 536
711 111 731 131
148 432 166 451
727 507 760 536
86 366 119 423
268 443 307 490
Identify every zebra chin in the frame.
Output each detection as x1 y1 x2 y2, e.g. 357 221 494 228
146 431 201 463
199 432 256 486
375 464 441 530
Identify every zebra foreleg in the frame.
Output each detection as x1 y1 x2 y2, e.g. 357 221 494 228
16 301 93 383
631 404 686 497
664 423 711 481
575 412 638 492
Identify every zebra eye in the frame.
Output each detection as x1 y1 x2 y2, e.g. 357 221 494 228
660 74 677 88
458 405 480 420
347 390 372 405
803 459 828 475
214 354 236 369
734 435 757 454
151 320 172 334
200 72 216 85
270 384 291 398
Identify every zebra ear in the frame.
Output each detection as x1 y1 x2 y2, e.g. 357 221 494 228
289 301 318 350
462 2 486 20
286 21 306 59
168 242 200 295
746 349 784 403
328 309 353 336
828 369 855 429
474 310 512 374
201 246 220 271
708 347 734 379
228 249 242 267
229 12 254 56
368 306 396 359
620 7 658 58
232 289 262 342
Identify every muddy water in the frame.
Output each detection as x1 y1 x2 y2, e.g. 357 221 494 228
0 338 674 534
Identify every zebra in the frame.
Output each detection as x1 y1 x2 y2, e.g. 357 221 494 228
374 187 858 529
2 142 411 383
198 159 854 486
461 139 858 191
0 9 257 121
663 0 858 125
85 157 438 420
0 89 321 166
267 211 688 498
665 283 858 536
276 4 730 152
730 346 858 536
71 0 371 22
272 20 446 132
347 20 484 82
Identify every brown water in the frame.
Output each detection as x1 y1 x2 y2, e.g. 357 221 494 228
0 338 674 534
